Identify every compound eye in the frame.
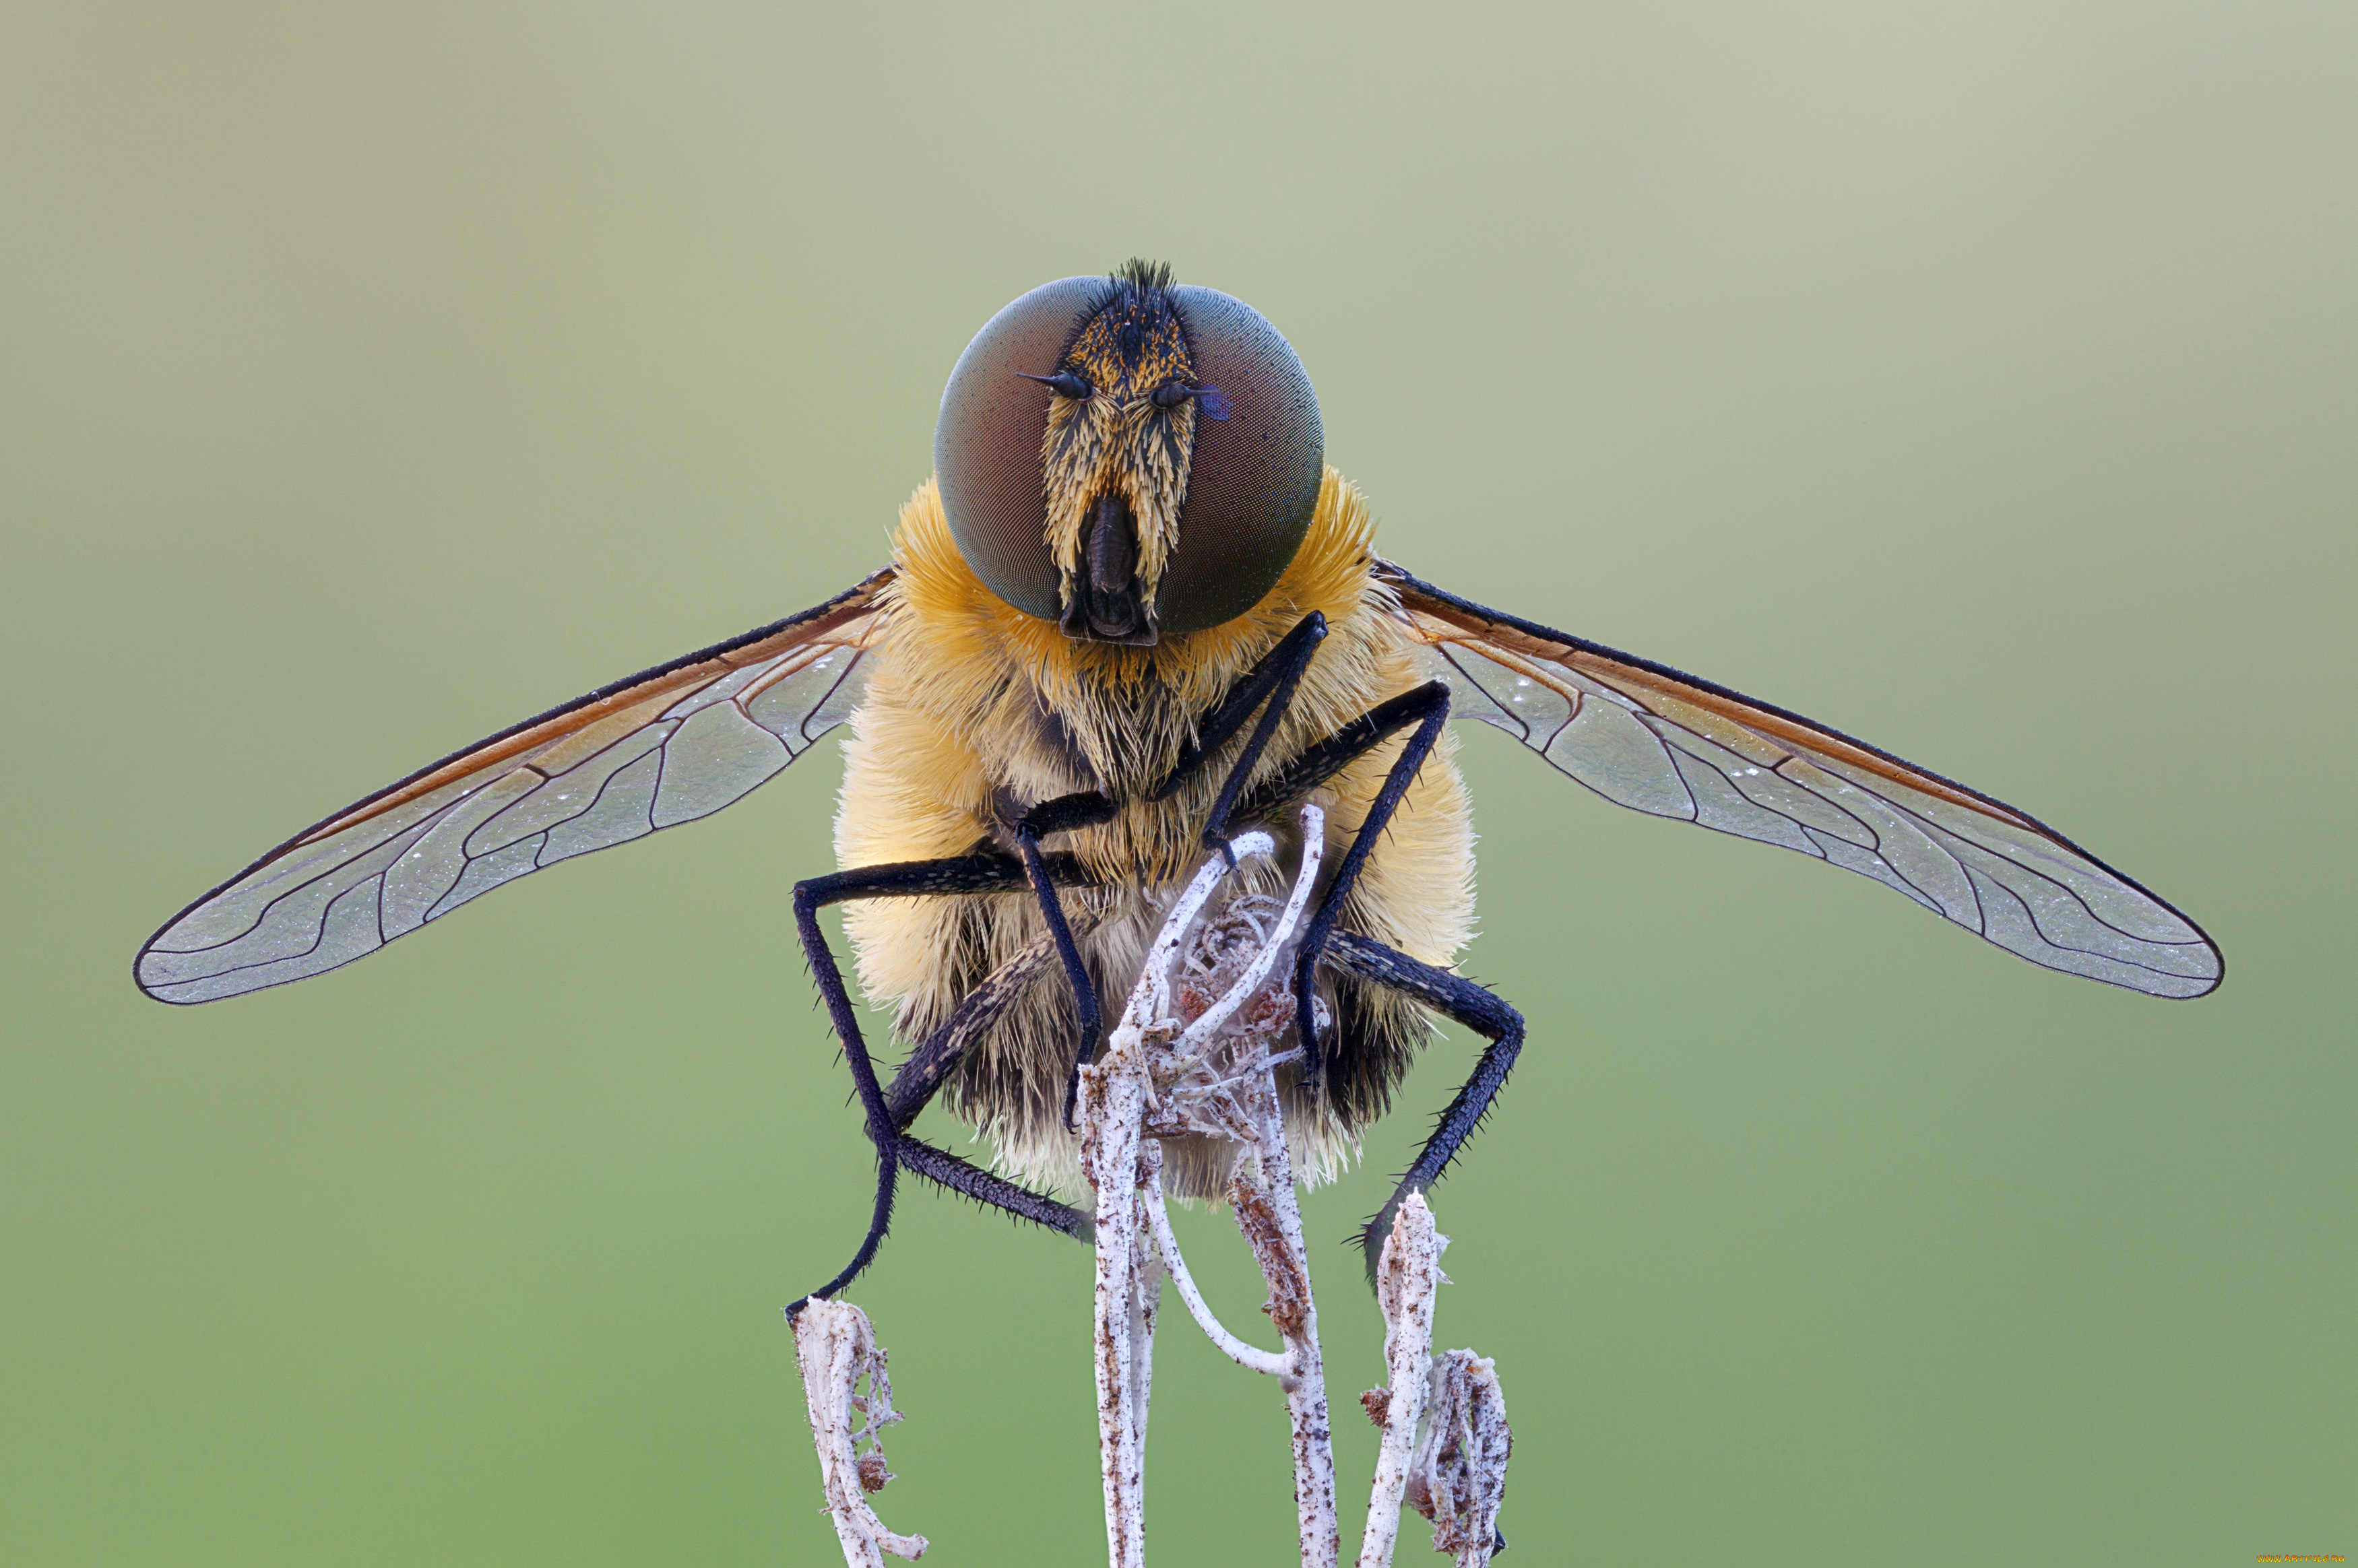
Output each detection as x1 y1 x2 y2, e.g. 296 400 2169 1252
1155 288 1325 634
934 277 1102 622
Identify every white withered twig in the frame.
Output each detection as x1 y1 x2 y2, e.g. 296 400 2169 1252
1405 1350 1512 1565
1077 826 1279 1567
1357 1191 1443 1568
1215 1057 1337 1567
794 798 1513 1567
1082 806 1343 1566
1143 1157 1287 1379
790 1298 926 1565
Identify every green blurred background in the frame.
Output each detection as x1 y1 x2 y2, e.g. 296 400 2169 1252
4 3 2351 1563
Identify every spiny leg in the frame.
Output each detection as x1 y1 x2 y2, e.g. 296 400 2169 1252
883 931 1066 1132
1322 929 1525 1279
1027 611 1333 1121
788 612 1340 1305
881 935 1093 1233
1011 816 1107 1128
885 977 1091 1240
1149 610 1329 851
1234 679 1455 1079
788 850 1093 1315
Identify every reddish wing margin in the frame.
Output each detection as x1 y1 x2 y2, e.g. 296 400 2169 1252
135 569 895 1004
1378 560 2221 998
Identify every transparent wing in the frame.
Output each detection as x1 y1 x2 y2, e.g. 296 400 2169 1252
1378 562 2221 998
136 570 895 1004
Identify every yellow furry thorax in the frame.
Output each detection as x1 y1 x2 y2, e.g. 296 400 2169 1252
834 465 1476 1194
879 465 1390 867
891 464 1376 696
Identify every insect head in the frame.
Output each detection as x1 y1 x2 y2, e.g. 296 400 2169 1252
934 261 1324 645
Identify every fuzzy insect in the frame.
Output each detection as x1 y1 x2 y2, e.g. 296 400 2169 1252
134 260 2223 1308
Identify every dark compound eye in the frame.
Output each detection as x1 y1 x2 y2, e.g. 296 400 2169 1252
1155 287 1323 634
934 277 1102 623
934 277 1323 634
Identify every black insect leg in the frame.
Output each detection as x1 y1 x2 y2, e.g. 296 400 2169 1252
787 613 1341 1307
787 850 1093 1317
1321 929 1525 1280
883 934 1065 1132
1234 680 1455 1079
882 940 1094 1233
1148 610 1329 852
1029 611 1334 1122
891 1136 1091 1239
1011 814 1108 1129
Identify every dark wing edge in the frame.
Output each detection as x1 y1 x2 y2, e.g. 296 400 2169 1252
1374 560 2222 999
134 568 897 1004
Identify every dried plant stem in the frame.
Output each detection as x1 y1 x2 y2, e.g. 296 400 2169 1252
1081 828 1271 1561
1079 832 1265 1568
1405 1349 1512 1565
1215 1058 1337 1566
1083 810 1347 1567
790 1298 926 1565
1358 1191 1442 1568
794 799 1511 1567
1079 1033 1154 1568
1143 1159 1287 1377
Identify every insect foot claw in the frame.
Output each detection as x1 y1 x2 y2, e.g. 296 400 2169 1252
1358 1183 1424 1288
1291 970 1332 1084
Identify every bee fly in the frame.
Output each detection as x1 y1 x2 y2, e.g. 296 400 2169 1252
135 259 2223 1307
